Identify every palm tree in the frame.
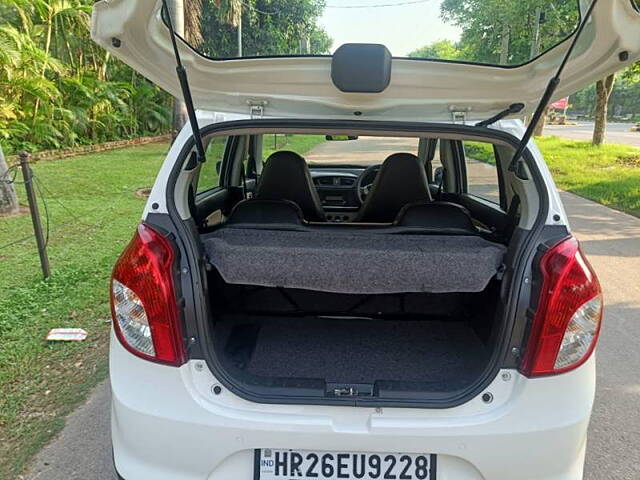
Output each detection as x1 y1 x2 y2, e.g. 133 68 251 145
214 0 243 28
185 0 204 47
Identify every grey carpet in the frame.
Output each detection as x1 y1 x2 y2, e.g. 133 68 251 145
220 315 488 386
203 228 506 294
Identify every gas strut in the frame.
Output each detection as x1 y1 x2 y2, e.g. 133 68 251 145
161 0 207 164
508 0 599 172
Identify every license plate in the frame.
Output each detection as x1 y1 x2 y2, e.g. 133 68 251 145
255 449 437 480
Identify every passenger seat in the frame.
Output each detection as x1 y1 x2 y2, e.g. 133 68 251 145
356 153 431 223
253 151 325 221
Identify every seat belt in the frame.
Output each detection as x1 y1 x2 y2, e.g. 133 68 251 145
240 163 248 199
503 194 521 241
436 168 446 201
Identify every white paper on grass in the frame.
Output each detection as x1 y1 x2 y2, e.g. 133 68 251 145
46 328 88 342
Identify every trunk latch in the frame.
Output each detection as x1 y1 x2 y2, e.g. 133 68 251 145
334 387 357 397
327 383 374 398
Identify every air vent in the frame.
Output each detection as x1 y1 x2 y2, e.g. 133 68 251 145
340 178 355 186
316 177 334 186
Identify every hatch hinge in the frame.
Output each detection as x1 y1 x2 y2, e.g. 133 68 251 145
449 106 472 125
247 99 268 119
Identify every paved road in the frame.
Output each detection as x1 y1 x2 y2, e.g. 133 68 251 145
546 121 640 147
23 138 640 479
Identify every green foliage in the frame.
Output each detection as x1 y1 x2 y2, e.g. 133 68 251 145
466 137 640 216
464 142 495 165
198 0 331 57
440 0 579 65
0 0 171 155
0 142 168 477
262 134 326 160
0 0 336 155
413 4 638 119
538 137 640 216
567 70 640 119
407 40 460 60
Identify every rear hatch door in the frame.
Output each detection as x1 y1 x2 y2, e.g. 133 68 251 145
91 0 640 122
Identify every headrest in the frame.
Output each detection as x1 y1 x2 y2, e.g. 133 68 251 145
356 152 431 223
256 151 325 221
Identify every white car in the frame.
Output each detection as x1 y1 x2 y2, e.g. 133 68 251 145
92 1 640 479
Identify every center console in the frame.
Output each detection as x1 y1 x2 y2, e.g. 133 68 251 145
311 171 361 222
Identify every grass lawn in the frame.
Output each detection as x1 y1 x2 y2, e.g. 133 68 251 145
262 134 326 159
195 134 326 193
0 134 326 477
466 137 640 217
0 142 169 478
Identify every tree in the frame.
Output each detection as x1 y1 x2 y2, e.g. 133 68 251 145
440 0 578 65
408 40 460 60
533 108 548 137
167 0 188 140
199 0 331 58
0 144 19 215
439 1 580 138
0 0 171 154
592 74 616 146
213 0 243 28
0 0 332 154
567 62 640 121
624 61 640 81
186 0 204 46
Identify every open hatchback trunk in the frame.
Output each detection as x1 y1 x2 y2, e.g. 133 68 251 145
198 218 509 405
91 0 640 122
96 0 618 408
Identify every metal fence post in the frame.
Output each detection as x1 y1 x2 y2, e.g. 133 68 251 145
19 151 50 279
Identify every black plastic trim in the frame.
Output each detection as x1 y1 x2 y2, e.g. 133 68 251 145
145 212 204 360
331 44 392 93
162 118 551 409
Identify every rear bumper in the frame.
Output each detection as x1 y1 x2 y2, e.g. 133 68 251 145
110 332 595 480
114 463 125 480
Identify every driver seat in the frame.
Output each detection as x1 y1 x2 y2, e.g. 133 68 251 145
255 151 325 222
356 153 431 223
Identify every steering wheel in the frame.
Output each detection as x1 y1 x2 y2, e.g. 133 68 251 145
356 164 381 205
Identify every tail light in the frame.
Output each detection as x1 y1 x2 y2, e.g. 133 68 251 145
520 237 603 377
110 224 186 366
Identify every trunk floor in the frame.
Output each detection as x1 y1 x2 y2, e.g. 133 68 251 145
217 315 489 386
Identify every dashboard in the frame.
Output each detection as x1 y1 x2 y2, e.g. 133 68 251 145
309 167 365 222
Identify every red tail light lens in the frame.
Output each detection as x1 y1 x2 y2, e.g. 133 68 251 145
110 224 186 366
520 237 603 377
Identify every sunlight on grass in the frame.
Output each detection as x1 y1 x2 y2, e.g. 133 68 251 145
465 136 640 217
0 142 168 478
537 137 640 217
263 134 326 160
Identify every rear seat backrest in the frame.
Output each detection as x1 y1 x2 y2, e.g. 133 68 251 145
394 202 478 234
226 199 304 226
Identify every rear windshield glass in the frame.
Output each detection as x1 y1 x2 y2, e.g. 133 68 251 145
172 0 580 66
261 134 418 166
